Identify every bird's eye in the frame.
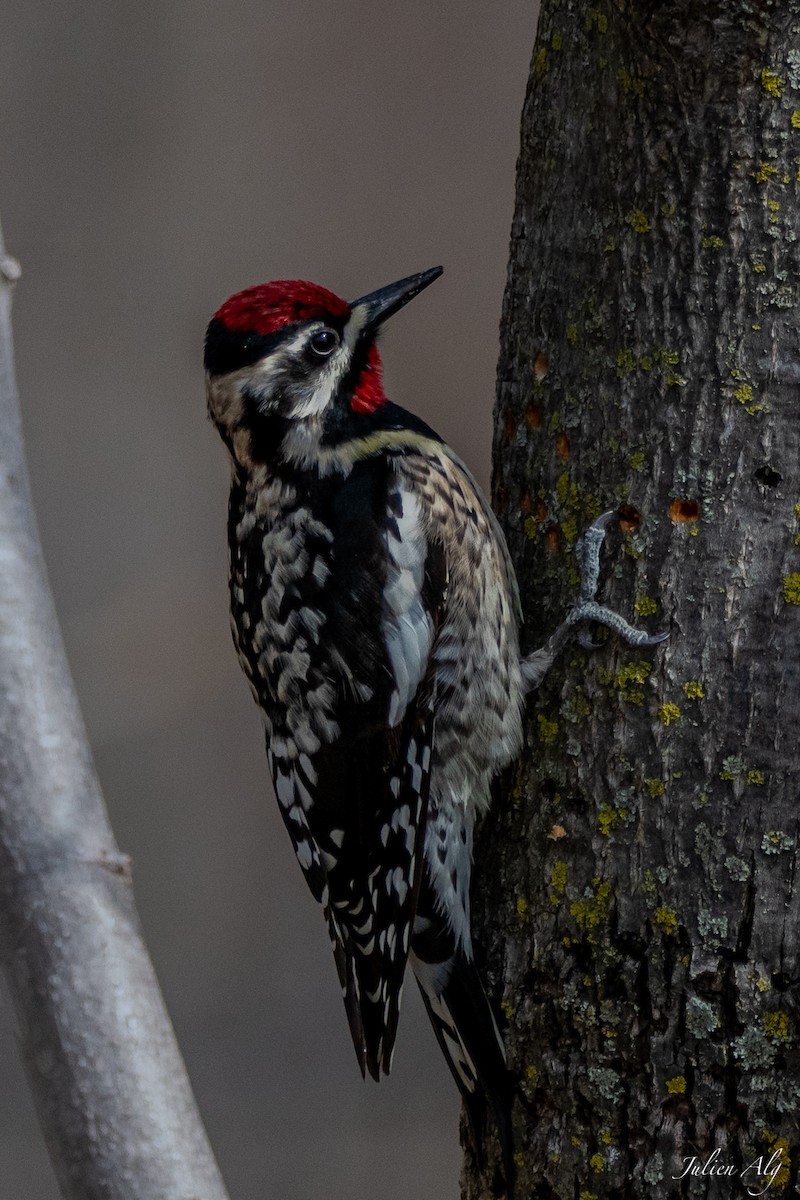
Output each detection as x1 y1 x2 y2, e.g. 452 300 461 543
309 328 340 357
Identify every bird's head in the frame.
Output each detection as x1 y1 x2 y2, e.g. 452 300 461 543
205 267 442 471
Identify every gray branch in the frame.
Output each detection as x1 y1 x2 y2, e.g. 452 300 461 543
0 220 231 1200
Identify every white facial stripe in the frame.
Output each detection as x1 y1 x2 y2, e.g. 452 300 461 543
289 322 354 419
344 304 368 348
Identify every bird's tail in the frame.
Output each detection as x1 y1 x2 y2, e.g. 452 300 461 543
410 895 515 1195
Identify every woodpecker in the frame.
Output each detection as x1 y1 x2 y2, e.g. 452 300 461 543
205 268 665 1189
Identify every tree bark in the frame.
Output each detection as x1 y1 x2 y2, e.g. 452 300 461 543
0 222 231 1200
472 4 800 1197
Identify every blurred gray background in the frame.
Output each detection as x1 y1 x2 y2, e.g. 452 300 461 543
0 3 538 1197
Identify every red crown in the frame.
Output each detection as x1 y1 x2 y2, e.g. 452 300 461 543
213 280 350 335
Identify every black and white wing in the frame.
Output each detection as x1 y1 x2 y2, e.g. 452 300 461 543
248 459 447 1079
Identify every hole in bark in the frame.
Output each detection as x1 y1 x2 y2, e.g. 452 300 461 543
662 1096 694 1122
503 410 517 444
771 971 793 992
533 350 549 380
525 403 542 429
490 1166 507 1198
753 464 782 487
540 779 558 803
556 432 570 461
617 503 641 532
536 499 548 523
546 527 559 555
520 490 533 515
668 498 699 524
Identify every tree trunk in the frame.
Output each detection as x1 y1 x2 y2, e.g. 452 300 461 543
472 4 800 1197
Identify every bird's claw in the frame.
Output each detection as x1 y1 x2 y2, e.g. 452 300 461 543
568 599 670 647
520 509 668 693
575 509 614 602
571 510 669 647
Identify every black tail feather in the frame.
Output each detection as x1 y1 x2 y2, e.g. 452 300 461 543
411 943 515 1196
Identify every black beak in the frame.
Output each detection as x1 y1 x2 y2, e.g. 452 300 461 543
351 266 443 334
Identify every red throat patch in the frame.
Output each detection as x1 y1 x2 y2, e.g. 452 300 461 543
351 342 387 413
214 280 350 335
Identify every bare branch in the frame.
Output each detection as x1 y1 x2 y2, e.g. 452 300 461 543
0 217 231 1200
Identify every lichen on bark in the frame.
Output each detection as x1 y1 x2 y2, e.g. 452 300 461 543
470 2 800 1197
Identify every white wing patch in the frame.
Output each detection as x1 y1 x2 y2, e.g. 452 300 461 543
382 486 435 728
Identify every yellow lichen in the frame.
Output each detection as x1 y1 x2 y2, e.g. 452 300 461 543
702 235 724 249
570 879 611 933
629 450 645 471
616 66 643 97
534 47 547 78
734 383 754 405
761 69 783 98
645 778 665 798
615 660 651 691
523 516 537 539
589 1154 604 1172
792 110 800 128
752 162 778 183
763 1011 791 1040
597 805 627 836
658 703 681 726
626 208 651 234
556 470 573 506
516 897 528 918
551 31 562 50
747 769 765 785
783 573 800 605
550 861 568 903
666 1075 686 1094
513 1152 524 1169
526 1064 539 1084
682 680 704 700
756 976 771 993
655 905 678 935
634 595 658 616
566 322 578 345
537 714 559 744
768 1138 790 1188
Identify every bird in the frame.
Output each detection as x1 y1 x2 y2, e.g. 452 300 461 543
204 266 666 1190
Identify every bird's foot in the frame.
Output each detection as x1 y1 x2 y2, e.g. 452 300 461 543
520 510 668 693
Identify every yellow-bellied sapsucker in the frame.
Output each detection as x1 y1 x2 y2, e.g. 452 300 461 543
205 268 665 1190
